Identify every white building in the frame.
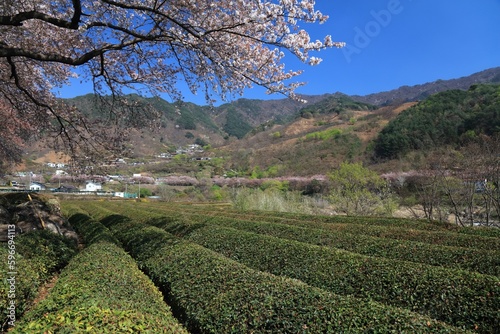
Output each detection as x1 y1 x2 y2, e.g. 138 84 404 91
55 169 67 176
85 181 102 192
29 182 46 191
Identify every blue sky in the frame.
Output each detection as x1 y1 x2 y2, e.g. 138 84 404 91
59 0 500 105
295 0 500 95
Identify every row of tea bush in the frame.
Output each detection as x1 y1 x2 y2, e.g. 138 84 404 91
11 212 187 333
94 201 500 276
83 209 467 333
1 230 77 332
145 216 499 333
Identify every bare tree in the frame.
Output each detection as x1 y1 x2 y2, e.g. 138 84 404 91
0 0 344 166
438 140 499 227
469 136 500 226
404 172 446 222
440 173 475 226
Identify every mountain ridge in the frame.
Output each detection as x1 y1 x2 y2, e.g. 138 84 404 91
37 66 500 162
349 67 500 106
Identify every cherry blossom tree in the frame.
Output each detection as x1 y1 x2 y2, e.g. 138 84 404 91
0 99 28 169
0 0 344 167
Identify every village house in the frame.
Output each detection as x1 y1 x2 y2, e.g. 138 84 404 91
47 162 66 168
55 169 67 176
29 182 46 191
84 181 102 192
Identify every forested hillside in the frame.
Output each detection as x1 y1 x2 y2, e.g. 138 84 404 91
63 92 378 144
57 83 500 174
298 94 376 118
374 84 500 159
21 69 500 171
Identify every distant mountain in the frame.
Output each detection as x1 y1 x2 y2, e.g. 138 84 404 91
63 94 227 157
208 67 500 132
213 95 328 127
297 93 377 119
62 93 366 144
222 83 500 176
24 66 500 176
213 93 373 138
220 100 414 176
350 67 500 106
56 67 500 160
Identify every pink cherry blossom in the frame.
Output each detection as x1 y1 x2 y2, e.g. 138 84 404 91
0 0 344 165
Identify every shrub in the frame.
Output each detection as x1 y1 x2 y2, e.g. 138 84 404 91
1 230 77 332
96 214 465 333
329 162 396 216
146 212 500 276
304 128 342 141
1 248 40 331
231 188 310 213
181 224 499 333
14 229 77 274
260 180 289 192
68 213 120 245
83 200 500 249
12 237 187 333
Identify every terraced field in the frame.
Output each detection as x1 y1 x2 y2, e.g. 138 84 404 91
8 200 499 333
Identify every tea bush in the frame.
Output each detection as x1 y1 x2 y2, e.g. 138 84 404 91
180 224 499 333
1 230 77 332
173 215 500 276
12 238 187 333
98 214 466 333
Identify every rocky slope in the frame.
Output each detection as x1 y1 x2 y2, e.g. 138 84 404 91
0 193 77 242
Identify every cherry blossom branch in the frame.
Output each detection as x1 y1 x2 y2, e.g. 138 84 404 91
0 0 82 29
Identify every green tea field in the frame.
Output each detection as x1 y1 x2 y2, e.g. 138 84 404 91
6 200 500 333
